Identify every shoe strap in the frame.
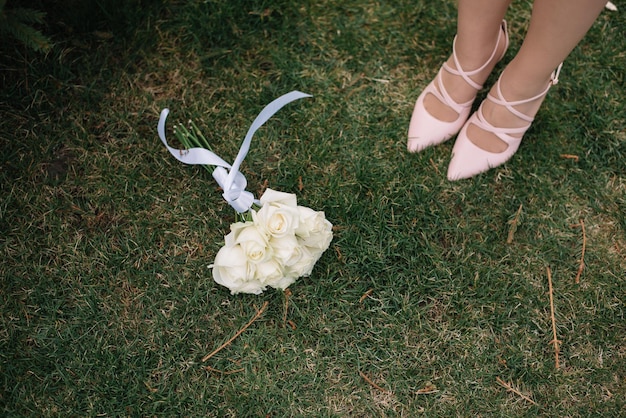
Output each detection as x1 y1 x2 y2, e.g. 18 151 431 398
552 62 563 85
473 102 530 142
443 20 509 91
428 67 474 114
428 20 510 116
487 63 564 124
473 63 564 143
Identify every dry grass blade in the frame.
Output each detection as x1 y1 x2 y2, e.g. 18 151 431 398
415 382 438 395
205 366 245 375
429 158 441 176
507 204 523 244
202 301 269 362
496 377 539 406
359 288 373 303
573 219 586 284
359 371 391 394
546 267 561 369
283 289 292 325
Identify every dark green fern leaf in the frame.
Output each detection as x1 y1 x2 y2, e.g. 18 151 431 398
0 1 52 52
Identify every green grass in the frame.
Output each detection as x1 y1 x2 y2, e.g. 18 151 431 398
1 0 624 416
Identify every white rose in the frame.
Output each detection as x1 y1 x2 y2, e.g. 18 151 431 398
269 275 297 291
295 206 333 251
283 244 318 278
254 259 284 287
253 198 300 238
211 244 265 295
227 222 272 264
260 188 298 208
270 234 303 267
224 221 253 246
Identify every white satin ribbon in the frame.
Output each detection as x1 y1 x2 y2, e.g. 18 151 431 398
158 91 312 213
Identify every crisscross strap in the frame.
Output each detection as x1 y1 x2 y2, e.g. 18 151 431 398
426 67 474 115
431 20 509 114
474 63 564 142
443 20 509 91
487 62 564 124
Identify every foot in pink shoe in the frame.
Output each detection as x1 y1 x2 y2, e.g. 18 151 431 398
447 64 563 180
407 20 509 153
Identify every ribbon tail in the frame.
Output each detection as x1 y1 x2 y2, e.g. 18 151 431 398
224 91 312 190
158 109 233 168
158 91 311 214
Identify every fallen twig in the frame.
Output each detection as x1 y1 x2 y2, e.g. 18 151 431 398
546 267 561 369
496 377 539 406
202 301 269 362
573 219 586 284
560 154 580 162
359 371 390 393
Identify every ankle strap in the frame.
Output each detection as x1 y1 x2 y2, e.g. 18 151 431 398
487 62 564 123
443 20 509 91
551 63 563 85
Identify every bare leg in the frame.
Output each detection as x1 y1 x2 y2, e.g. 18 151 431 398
424 0 512 122
467 0 607 152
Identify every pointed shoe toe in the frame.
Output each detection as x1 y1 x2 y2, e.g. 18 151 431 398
407 87 470 153
446 119 522 181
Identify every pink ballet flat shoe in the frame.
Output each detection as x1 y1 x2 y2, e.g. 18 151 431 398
447 63 563 181
407 20 509 153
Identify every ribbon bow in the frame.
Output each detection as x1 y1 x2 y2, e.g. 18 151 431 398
158 91 312 213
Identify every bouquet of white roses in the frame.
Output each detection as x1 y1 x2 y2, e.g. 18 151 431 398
157 91 332 294
212 188 332 294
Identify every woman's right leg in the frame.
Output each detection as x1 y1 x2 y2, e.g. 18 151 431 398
408 0 512 152
426 0 513 122
446 0 607 180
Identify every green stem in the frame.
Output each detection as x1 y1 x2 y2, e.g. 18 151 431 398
174 118 248 219
189 119 213 151
173 123 213 174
